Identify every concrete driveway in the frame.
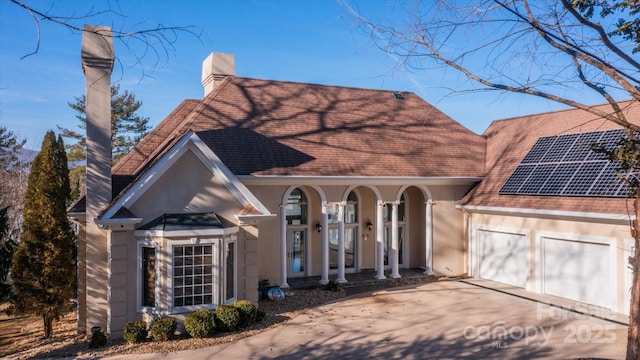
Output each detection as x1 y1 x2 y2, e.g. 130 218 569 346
107 280 628 359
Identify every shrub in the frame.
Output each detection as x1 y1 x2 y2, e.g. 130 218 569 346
233 300 258 328
149 317 177 341
89 330 107 348
214 305 240 332
324 280 341 292
256 308 266 322
184 309 215 338
123 321 148 343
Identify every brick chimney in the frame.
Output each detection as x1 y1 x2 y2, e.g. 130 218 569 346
201 52 235 96
80 24 114 335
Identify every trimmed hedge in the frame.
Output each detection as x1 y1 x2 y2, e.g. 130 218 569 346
184 309 215 338
123 321 148 343
233 300 258 328
149 317 177 341
214 305 240 332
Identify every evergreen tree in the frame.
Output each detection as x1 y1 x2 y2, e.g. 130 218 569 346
0 206 16 300
11 131 74 338
59 84 151 163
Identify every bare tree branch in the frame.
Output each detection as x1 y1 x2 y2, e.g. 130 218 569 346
9 0 202 78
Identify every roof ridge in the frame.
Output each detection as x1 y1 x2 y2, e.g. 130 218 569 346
230 75 415 95
489 99 636 124
113 99 201 174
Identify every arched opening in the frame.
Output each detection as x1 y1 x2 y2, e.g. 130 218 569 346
384 193 406 268
285 188 308 277
327 190 360 272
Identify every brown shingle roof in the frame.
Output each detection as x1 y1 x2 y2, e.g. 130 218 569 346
114 76 485 179
460 100 640 215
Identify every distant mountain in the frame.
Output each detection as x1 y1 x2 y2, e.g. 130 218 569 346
17 148 38 163
17 148 85 168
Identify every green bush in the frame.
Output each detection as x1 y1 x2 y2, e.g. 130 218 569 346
233 300 258 328
214 305 240 332
123 321 148 343
149 317 177 341
256 308 266 322
89 330 107 348
184 309 215 338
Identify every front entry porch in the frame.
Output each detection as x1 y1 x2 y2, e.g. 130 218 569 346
287 268 434 289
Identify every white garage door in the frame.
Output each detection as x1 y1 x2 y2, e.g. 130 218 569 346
542 237 611 309
478 230 528 288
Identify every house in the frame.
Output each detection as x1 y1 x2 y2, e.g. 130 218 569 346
73 28 637 338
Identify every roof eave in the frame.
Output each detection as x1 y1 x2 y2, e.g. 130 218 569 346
236 213 277 226
456 204 634 223
238 175 484 186
95 217 144 231
134 227 240 238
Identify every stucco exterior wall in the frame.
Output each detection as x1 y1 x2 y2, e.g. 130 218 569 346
107 230 137 338
431 185 470 276
129 150 242 224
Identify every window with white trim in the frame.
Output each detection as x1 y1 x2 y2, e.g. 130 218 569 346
137 235 237 313
173 244 215 307
142 247 156 307
224 237 236 303
137 241 160 311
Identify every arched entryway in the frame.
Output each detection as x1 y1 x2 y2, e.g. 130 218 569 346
278 184 434 288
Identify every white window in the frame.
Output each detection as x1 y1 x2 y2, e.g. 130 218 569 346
137 236 237 313
173 244 216 308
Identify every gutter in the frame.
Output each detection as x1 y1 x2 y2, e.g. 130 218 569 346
456 204 634 223
239 175 484 186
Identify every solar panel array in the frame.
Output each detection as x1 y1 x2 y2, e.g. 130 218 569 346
499 129 630 197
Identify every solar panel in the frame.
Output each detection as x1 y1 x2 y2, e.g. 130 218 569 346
499 129 629 197
563 132 602 162
522 137 556 163
500 164 535 193
588 162 626 197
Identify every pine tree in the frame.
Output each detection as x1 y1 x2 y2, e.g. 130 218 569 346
60 84 151 163
11 131 74 338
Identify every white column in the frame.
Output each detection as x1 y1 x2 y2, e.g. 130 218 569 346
424 200 435 275
279 205 289 287
375 201 386 280
390 201 401 278
320 202 329 285
337 202 347 283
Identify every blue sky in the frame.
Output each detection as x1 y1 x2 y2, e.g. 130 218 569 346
0 0 572 150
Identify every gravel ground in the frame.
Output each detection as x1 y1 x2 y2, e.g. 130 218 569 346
3 287 346 359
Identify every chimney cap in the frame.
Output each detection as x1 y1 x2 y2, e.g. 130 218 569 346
81 25 115 73
202 52 235 96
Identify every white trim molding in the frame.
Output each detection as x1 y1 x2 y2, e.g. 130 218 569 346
458 204 633 223
239 175 483 186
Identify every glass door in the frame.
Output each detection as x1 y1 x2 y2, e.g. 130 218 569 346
287 230 306 277
345 226 357 270
383 225 405 268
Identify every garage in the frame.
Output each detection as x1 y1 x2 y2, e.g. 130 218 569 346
477 229 529 288
541 236 613 309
